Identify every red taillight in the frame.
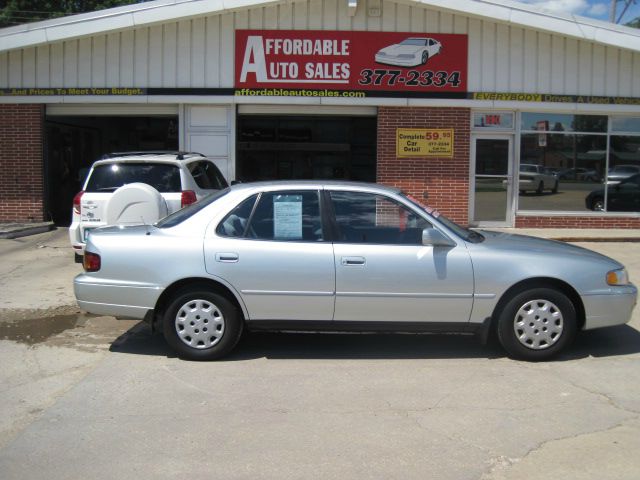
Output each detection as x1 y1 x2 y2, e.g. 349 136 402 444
83 252 101 272
73 191 84 215
181 190 197 208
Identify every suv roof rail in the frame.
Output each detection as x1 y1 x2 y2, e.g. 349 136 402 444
100 151 206 160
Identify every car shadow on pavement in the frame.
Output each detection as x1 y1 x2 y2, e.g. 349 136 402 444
559 325 640 360
110 322 640 361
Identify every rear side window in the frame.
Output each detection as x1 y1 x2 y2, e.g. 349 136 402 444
156 188 230 228
217 194 258 238
85 163 181 193
188 161 229 190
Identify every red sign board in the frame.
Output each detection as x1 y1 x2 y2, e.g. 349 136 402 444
235 30 467 94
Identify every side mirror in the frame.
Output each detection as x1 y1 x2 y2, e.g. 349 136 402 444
422 227 456 247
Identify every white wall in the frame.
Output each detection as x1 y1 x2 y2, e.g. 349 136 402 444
1 0 639 98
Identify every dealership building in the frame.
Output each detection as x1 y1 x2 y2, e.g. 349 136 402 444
1 0 640 228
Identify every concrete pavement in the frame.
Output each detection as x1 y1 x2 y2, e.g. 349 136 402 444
0 228 638 479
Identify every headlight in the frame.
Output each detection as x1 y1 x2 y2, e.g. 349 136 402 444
377 51 386 56
607 268 629 286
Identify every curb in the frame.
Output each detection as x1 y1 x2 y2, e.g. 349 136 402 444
0 223 55 239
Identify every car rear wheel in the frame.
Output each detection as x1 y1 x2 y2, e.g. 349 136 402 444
163 287 243 360
552 181 559 193
497 288 577 361
536 181 544 194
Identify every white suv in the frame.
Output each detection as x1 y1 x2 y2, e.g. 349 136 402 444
69 151 228 261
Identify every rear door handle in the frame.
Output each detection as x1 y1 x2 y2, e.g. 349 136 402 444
215 252 239 263
341 256 366 266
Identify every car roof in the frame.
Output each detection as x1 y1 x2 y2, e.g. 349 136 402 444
228 180 402 195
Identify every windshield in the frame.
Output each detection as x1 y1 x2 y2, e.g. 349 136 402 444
400 38 427 46
156 188 230 228
403 193 484 243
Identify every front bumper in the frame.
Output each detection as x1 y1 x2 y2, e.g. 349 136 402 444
582 284 637 330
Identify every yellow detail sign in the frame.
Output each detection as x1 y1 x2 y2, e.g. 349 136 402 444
396 129 454 158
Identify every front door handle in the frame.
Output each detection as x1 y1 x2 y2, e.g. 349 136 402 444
341 256 366 266
215 252 239 263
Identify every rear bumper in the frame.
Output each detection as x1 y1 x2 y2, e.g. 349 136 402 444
582 285 637 330
74 274 162 320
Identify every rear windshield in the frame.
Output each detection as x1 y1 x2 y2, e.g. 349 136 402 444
85 163 182 193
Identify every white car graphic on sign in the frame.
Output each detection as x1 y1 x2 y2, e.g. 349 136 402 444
375 37 442 67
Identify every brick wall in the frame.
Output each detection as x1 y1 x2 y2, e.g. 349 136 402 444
377 106 470 224
0 104 44 222
516 215 640 229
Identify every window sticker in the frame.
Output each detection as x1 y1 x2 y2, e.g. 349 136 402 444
273 195 303 239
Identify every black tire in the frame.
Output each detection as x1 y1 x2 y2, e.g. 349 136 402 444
74 253 83 264
162 286 243 360
536 181 544 194
591 197 605 211
497 288 577 361
551 181 559 194
421 51 429 64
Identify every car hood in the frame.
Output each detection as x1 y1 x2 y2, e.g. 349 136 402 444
379 44 422 55
476 230 622 267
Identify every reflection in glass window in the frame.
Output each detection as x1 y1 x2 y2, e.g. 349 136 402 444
611 117 640 133
518 134 606 212
330 191 431 245
521 113 607 133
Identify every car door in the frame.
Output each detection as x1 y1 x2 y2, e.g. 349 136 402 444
328 189 474 324
204 189 335 321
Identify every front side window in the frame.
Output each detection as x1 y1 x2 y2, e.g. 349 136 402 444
248 191 323 242
330 191 431 245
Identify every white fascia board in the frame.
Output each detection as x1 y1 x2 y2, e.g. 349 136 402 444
0 0 280 52
45 15 135 43
406 0 640 51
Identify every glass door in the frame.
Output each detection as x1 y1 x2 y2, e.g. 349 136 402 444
470 135 514 226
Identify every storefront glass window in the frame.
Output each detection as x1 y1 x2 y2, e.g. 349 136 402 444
521 113 607 133
519 113 640 214
611 117 640 133
519 133 606 212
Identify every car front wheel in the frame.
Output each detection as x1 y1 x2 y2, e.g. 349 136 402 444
497 288 577 361
163 287 243 360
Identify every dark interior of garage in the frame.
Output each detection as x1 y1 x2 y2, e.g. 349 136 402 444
236 115 376 183
44 116 178 225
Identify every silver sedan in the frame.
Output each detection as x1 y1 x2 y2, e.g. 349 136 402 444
74 181 637 361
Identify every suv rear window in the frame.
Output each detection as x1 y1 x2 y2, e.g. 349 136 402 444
85 163 182 193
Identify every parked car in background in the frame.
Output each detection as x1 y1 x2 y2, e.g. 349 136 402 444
586 174 640 212
518 164 559 194
375 37 442 67
606 165 640 185
69 151 228 261
75 181 636 362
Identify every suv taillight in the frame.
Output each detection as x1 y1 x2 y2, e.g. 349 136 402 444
181 190 197 208
73 191 84 215
83 252 101 272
